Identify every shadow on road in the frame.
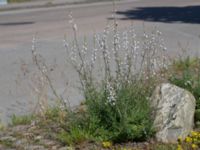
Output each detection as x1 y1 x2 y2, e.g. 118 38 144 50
0 21 35 26
114 5 200 24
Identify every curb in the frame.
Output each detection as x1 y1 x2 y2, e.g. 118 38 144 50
0 0 115 12
0 2 79 11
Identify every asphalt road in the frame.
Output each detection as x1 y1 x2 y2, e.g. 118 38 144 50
1 0 200 123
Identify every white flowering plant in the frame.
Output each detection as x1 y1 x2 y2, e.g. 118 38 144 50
62 14 168 143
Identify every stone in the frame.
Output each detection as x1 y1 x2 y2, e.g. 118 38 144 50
52 146 58 150
0 145 4 149
15 139 27 147
12 125 29 132
59 146 74 150
0 136 16 142
41 139 56 146
35 135 42 141
25 145 47 150
151 83 196 143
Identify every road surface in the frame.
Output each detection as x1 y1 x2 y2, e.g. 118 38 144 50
0 0 200 123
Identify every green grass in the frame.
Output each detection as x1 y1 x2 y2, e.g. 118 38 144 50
10 114 34 126
57 128 91 145
7 0 31 3
0 119 4 131
151 143 177 150
0 139 14 148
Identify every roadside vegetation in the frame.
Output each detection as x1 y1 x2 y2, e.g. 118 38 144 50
1 16 200 150
7 0 31 3
168 56 200 127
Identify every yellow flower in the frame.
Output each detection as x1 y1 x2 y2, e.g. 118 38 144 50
102 141 112 148
191 131 198 137
185 136 192 143
192 144 198 149
177 144 183 150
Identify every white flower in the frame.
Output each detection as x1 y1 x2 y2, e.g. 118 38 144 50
106 82 116 106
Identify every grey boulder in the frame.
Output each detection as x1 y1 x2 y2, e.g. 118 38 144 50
151 83 196 143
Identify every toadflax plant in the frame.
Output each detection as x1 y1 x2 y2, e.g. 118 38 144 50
63 14 168 142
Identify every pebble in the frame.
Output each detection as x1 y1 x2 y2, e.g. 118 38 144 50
0 136 16 142
25 145 47 150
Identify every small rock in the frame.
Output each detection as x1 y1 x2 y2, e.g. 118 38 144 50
52 145 58 150
35 135 42 140
26 145 47 150
12 125 29 132
41 139 56 146
0 145 4 149
24 132 34 139
0 136 16 142
15 139 27 147
59 146 74 150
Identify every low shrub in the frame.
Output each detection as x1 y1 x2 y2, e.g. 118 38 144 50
83 82 154 142
169 57 200 125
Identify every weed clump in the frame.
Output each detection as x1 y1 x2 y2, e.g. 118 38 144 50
11 114 35 126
